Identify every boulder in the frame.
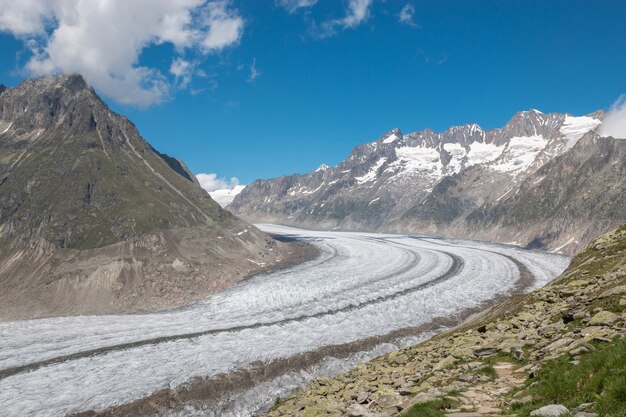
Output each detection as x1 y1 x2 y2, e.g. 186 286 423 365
588 311 619 326
599 285 626 298
529 404 570 417
346 403 390 417
473 347 499 357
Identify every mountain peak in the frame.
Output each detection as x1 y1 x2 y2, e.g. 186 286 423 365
316 163 330 172
0 73 109 136
55 73 90 91
34 74 94 97
379 128 403 144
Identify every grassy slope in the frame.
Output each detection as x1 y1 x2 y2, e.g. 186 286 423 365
263 225 626 417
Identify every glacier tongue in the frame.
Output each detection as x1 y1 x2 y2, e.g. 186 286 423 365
0 225 569 417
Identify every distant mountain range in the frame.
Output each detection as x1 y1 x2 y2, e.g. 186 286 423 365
231 109 626 254
0 75 289 319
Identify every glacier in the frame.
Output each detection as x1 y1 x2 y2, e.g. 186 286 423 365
0 225 569 417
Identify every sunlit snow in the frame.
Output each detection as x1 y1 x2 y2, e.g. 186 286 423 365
355 157 387 184
382 133 399 144
209 184 246 207
390 145 441 180
560 115 602 150
490 135 548 175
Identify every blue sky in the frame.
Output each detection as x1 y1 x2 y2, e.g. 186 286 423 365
1 0 625 188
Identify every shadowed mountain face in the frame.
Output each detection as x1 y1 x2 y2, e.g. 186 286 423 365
0 75 290 319
230 110 626 254
0 75 231 249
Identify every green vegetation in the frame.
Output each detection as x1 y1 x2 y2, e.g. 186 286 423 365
562 225 626 285
479 351 527 367
270 397 283 412
400 398 457 417
511 337 626 416
475 364 497 380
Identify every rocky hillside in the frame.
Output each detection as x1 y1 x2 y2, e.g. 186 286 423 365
0 75 302 320
260 224 626 417
230 111 626 254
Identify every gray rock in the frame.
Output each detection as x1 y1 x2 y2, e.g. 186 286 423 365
588 311 619 326
529 404 570 417
511 395 533 407
473 347 499 357
346 403 391 417
599 285 626 298
356 391 369 403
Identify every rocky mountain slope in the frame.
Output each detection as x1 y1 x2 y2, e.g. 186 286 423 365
0 75 300 320
261 224 626 417
230 111 626 254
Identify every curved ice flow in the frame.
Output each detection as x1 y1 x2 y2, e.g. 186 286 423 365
0 225 570 417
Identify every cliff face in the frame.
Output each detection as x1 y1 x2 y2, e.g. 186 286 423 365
261 225 626 417
0 75 296 319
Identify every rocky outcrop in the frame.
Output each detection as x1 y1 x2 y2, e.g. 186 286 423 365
231 111 626 254
260 225 626 417
0 75 302 319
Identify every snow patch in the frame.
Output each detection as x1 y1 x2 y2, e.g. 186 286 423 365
490 135 548 175
466 142 503 166
551 236 577 253
368 197 380 205
355 158 387 184
300 184 324 195
391 145 441 180
443 143 467 174
0 122 13 134
382 134 399 144
209 185 245 208
560 115 602 150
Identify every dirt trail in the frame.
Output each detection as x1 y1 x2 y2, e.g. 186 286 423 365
444 362 526 417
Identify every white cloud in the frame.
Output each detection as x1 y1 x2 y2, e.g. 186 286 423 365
196 172 240 192
399 4 417 27
600 96 626 139
276 0 319 13
200 1 244 52
341 0 372 28
0 0 52 35
247 58 260 82
170 58 194 89
0 0 244 106
316 0 373 37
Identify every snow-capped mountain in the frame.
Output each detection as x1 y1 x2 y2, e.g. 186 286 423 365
209 184 246 207
230 110 626 254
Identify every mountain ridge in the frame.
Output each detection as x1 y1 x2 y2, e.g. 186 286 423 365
230 109 625 254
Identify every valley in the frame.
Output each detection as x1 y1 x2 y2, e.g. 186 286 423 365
0 225 568 417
